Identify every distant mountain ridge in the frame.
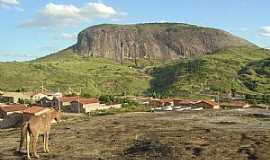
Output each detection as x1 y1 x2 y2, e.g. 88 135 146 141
69 23 254 63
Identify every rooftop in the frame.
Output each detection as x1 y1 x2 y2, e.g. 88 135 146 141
60 96 79 102
198 100 219 106
0 104 27 112
72 98 99 105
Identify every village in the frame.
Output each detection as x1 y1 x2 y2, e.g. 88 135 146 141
0 91 123 120
1 89 270 159
0 87 267 122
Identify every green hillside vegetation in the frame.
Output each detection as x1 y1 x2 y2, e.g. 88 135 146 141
0 46 269 98
147 47 270 97
239 58 270 94
0 50 150 97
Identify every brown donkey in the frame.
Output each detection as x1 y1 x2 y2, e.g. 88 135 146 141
19 108 60 159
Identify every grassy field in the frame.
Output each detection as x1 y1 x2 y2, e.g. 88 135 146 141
0 46 269 98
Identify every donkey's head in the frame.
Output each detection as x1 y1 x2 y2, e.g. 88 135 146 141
49 108 61 123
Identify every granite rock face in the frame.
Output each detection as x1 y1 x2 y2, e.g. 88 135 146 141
71 23 253 63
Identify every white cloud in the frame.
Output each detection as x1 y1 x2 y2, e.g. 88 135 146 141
59 33 77 40
259 26 270 37
0 51 34 62
37 45 59 53
21 2 125 29
0 0 19 8
0 0 19 5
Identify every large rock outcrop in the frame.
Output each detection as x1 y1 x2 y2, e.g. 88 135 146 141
71 23 253 63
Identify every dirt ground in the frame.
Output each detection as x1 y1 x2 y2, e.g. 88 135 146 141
1 108 270 160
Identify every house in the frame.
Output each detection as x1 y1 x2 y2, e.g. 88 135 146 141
2 92 32 103
196 100 220 109
38 96 60 109
31 92 63 103
22 106 51 116
222 101 250 109
59 96 78 106
149 99 174 107
99 104 122 110
173 99 199 111
173 99 197 107
70 98 100 113
0 104 27 118
31 93 47 102
47 92 62 98
149 99 174 112
0 96 14 104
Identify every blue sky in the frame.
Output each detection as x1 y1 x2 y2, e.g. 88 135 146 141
0 0 269 61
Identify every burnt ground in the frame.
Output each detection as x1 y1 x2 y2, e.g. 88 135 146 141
0 108 270 160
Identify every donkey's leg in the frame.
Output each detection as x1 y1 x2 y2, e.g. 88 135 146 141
32 133 40 159
19 125 27 153
45 132 50 153
26 130 31 160
43 134 47 153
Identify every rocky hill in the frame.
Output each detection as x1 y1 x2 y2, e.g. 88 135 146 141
71 23 253 63
0 23 269 97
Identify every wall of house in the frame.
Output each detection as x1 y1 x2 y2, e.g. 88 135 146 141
197 103 212 109
0 111 7 119
70 102 120 113
83 103 100 113
70 102 83 113
99 104 122 110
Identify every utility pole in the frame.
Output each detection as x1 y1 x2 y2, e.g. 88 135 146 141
41 82 44 93
77 95 80 114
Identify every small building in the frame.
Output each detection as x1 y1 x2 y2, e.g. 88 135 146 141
38 96 60 108
149 99 174 108
150 99 174 112
22 106 51 116
99 104 122 110
173 99 197 107
196 100 220 109
59 96 78 106
70 98 100 113
2 92 32 103
222 101 250 109
0 96 14 104
31 92 63 103
0 104 27 118
47 92 62 99
31 93 47 102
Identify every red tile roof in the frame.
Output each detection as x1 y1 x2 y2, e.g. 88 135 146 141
197 100 219 107
174 99 196 105
22 106 50 115
59 96 78 102
0 104 27 112
159 99 174 103
72 98 99 105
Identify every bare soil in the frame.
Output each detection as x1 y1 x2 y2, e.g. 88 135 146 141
1 108 270 160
